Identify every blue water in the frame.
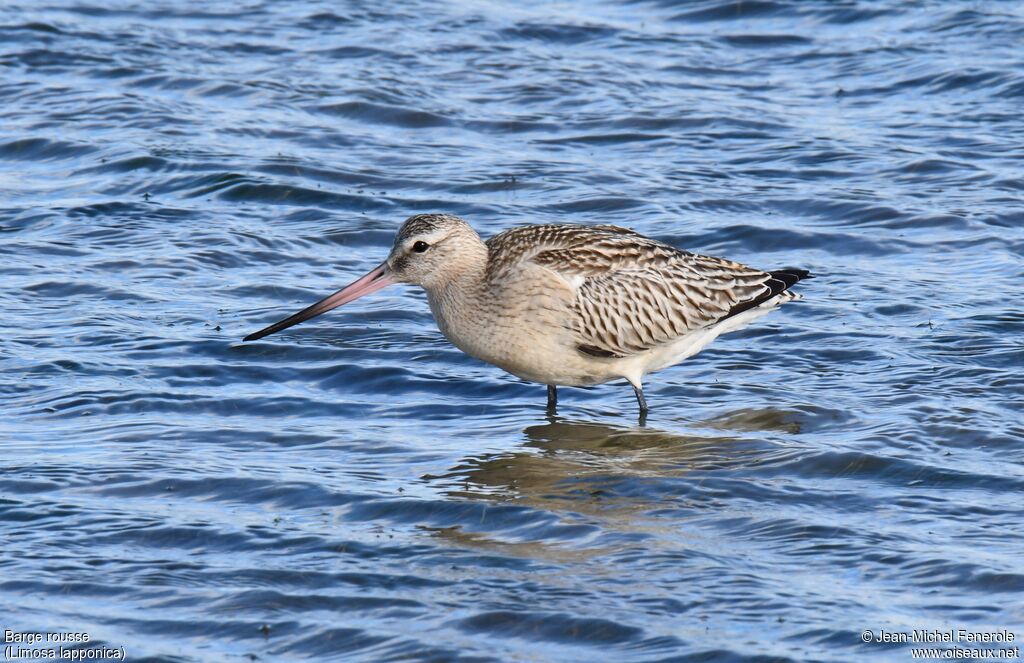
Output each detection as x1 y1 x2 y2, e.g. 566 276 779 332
3 1 1023 661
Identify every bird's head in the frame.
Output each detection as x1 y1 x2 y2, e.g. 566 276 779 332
242 213 483 342
385 213 483 290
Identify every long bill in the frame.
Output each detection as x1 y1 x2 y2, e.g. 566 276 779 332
243 262 394 342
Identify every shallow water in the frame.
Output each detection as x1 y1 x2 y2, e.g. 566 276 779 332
3 1 1023 661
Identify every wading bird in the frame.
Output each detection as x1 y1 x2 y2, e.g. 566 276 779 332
244 214 810 416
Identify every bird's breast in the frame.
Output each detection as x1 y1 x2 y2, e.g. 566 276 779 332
424 276 610 385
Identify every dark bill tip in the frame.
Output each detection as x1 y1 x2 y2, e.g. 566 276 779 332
242 262 394 342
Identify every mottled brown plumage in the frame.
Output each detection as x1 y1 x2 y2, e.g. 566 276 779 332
244 213 811 415
485 224 780 358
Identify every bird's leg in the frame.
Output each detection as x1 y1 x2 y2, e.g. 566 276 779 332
546 385 558 411
632 383 649 414
633 384 649 426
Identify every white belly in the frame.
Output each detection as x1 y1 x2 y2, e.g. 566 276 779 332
627 296 788 383
564 296 788 388
427 279 789 389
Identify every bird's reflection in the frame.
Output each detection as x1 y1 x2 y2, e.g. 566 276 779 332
417 408 803 556
428 407 801 509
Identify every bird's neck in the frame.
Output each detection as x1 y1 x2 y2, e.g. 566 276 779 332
422 242 491 349
425 242 488 307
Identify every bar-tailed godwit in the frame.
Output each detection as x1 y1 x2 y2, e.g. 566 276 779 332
244 214 810 415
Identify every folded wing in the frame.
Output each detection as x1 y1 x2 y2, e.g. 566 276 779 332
508 225 801 358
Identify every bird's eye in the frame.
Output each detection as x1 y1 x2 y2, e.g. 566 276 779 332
413 241 430 253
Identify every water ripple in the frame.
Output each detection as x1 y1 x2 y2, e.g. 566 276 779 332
2 0 1022 661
